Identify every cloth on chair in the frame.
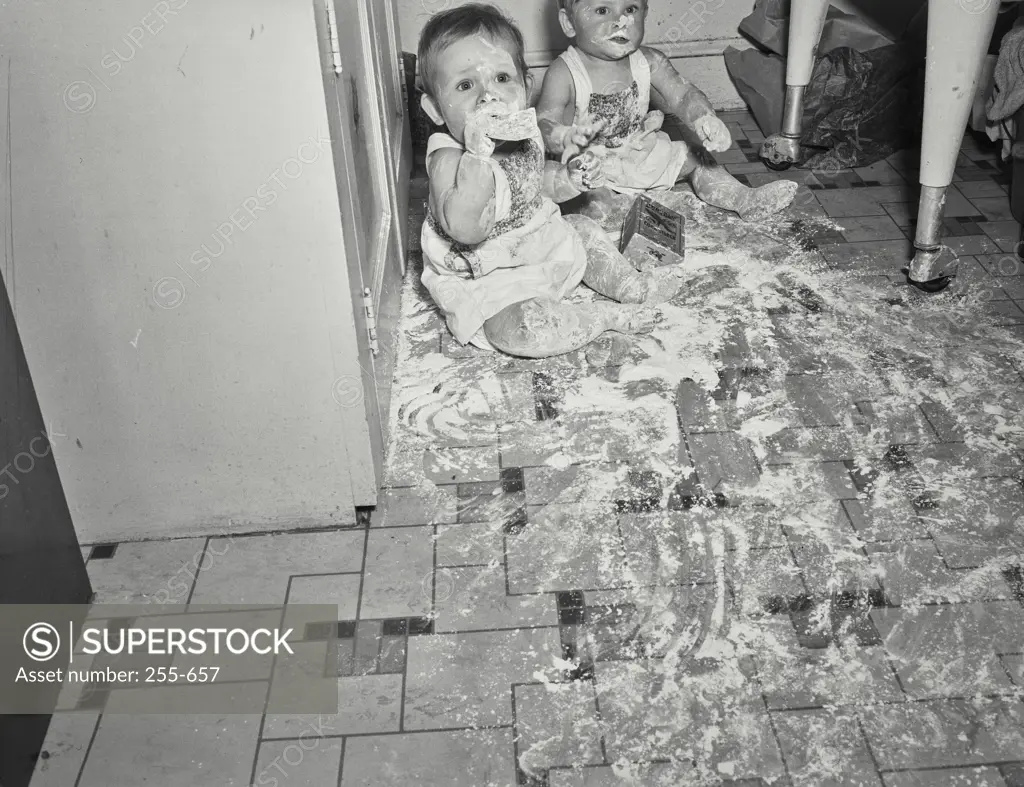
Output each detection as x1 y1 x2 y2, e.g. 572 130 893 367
987 23 1024 124
738 0 896 57
725 44 923 169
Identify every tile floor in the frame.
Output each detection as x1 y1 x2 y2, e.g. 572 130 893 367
31 113 1024 786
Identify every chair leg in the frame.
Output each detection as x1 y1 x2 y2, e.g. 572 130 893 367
908 0 1001 289
760 0 830 170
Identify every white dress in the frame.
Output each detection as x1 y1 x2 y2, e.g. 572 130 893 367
420 130 588 350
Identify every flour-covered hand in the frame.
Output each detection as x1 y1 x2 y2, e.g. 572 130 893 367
693 114 731 153
568 150 607 191
642 110 665 134
559 115 607 163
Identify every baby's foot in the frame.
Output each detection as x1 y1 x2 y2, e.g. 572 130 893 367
738 180 799 222
607 304 660 335
640 265 686 305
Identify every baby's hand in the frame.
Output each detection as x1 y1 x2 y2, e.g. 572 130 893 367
463 111 496 158
642 110 664 134
571 115 606 146
559 115 606 163
567 150 607 191
693 114 731 153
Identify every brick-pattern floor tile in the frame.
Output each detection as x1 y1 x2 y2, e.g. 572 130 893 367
765 427 855 464
772 707 882 786
1001 653 1024 686
785 375 854 427
506 502 624 594
435 522 505 566
341 729 517 786
871 603 1024 698
374 485 458 526
705 505 790 551
617 512 715 586
923 478 1024 544
790 529 876 597
494 371 539 423
547 763 681 786
523 464 620 505
688 432 762 490
514 682 604 775
759 642 903 709
728 547 806 613
882 766 1007 786
434 565 556 632
820 240 913 275
597 661 786 781
403 628 562 730
972 196 1015 222
424 446 501 484
499 421 563 468
840 216 907 242
860 699 1024 770
865 541 957 606
977 222 1021 252
854 161 907 185
816 189 891 218
361 527 434 620
854 400 937 446
262 673 403 738
1004 763 1024 787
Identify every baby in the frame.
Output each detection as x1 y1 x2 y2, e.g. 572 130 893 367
417 3 686 358
537 0 798 230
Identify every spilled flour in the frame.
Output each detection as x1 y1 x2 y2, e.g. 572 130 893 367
381 187 1024 786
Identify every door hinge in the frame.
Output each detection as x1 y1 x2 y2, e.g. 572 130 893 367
362 288 379 355
326 1 343 76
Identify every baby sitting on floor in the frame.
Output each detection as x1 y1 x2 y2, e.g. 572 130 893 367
536 0 798 231
416 3 686 358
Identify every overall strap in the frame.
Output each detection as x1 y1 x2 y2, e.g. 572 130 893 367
629 49 652 113
559 46 593 123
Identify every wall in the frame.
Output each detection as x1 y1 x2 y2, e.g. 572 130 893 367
398 0 755 109
398 0 933 110
0 0 375 543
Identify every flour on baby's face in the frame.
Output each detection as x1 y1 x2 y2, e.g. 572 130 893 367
565 0 647 61
425 34 527 143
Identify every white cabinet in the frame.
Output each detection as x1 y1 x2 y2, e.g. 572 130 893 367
0 0 407 543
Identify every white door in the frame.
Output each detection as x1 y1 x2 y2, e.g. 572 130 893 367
367 0 412 271
315 0 407 483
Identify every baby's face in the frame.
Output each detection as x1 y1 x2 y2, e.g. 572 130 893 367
562 0 647 61
424 34 528 143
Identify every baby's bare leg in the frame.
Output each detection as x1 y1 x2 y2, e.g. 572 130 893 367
680 149 797 221
565 214 684 305
483 298 657 359
570 187 635 233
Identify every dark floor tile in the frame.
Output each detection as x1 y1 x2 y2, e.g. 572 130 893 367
382 618 409 636
408 616 435 635
615 469 663 513
501 467 526 495
1002 762 1024 787
533 372 560 420
89 543 118 560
